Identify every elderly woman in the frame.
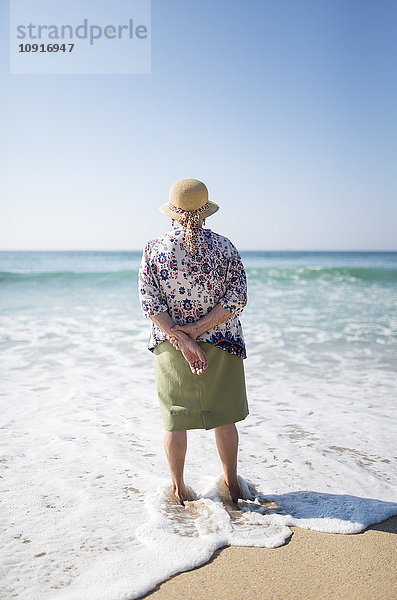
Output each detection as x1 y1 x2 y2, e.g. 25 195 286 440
138 178 249 506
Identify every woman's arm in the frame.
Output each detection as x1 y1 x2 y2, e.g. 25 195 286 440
150 311 208 375
139 249 208 375
150 311 184 339
170 303 233 340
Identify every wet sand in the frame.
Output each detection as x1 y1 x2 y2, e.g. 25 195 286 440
141 515 397 600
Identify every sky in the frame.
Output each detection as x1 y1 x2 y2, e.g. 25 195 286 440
1 0 396 251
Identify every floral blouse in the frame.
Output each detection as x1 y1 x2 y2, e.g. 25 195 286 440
138 225 248 358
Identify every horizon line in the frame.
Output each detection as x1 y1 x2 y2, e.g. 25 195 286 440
1 248 397 253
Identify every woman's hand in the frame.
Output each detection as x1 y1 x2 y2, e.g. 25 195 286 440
166 332 207 374
149 311 207 374
166 333 207 374
176 334 208 375
167 335 180 349
170 322 199 340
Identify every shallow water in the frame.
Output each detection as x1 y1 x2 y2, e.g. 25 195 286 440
1 249 397 599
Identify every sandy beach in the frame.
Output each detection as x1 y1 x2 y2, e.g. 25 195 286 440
142 515 397 600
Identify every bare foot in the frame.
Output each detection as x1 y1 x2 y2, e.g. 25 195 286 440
172 483 196 506
225 478 243 504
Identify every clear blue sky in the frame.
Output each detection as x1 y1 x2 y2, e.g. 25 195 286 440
1 0 396 250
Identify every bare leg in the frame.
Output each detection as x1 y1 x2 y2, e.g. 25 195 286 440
214 423 243 503
163 430 192 505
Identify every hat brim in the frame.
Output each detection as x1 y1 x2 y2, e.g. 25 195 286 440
159 201 219 219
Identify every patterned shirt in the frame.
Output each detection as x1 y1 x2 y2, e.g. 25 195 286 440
138 225 248 358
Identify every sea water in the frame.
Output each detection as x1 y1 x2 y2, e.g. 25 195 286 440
1 249 397 599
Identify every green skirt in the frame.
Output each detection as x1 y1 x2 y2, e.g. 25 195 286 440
153 340 249 431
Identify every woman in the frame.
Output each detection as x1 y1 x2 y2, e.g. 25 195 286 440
138 178 249 506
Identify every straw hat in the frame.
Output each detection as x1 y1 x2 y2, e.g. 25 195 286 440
159 178 219 219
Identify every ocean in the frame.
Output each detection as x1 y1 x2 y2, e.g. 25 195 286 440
1 249 397 599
